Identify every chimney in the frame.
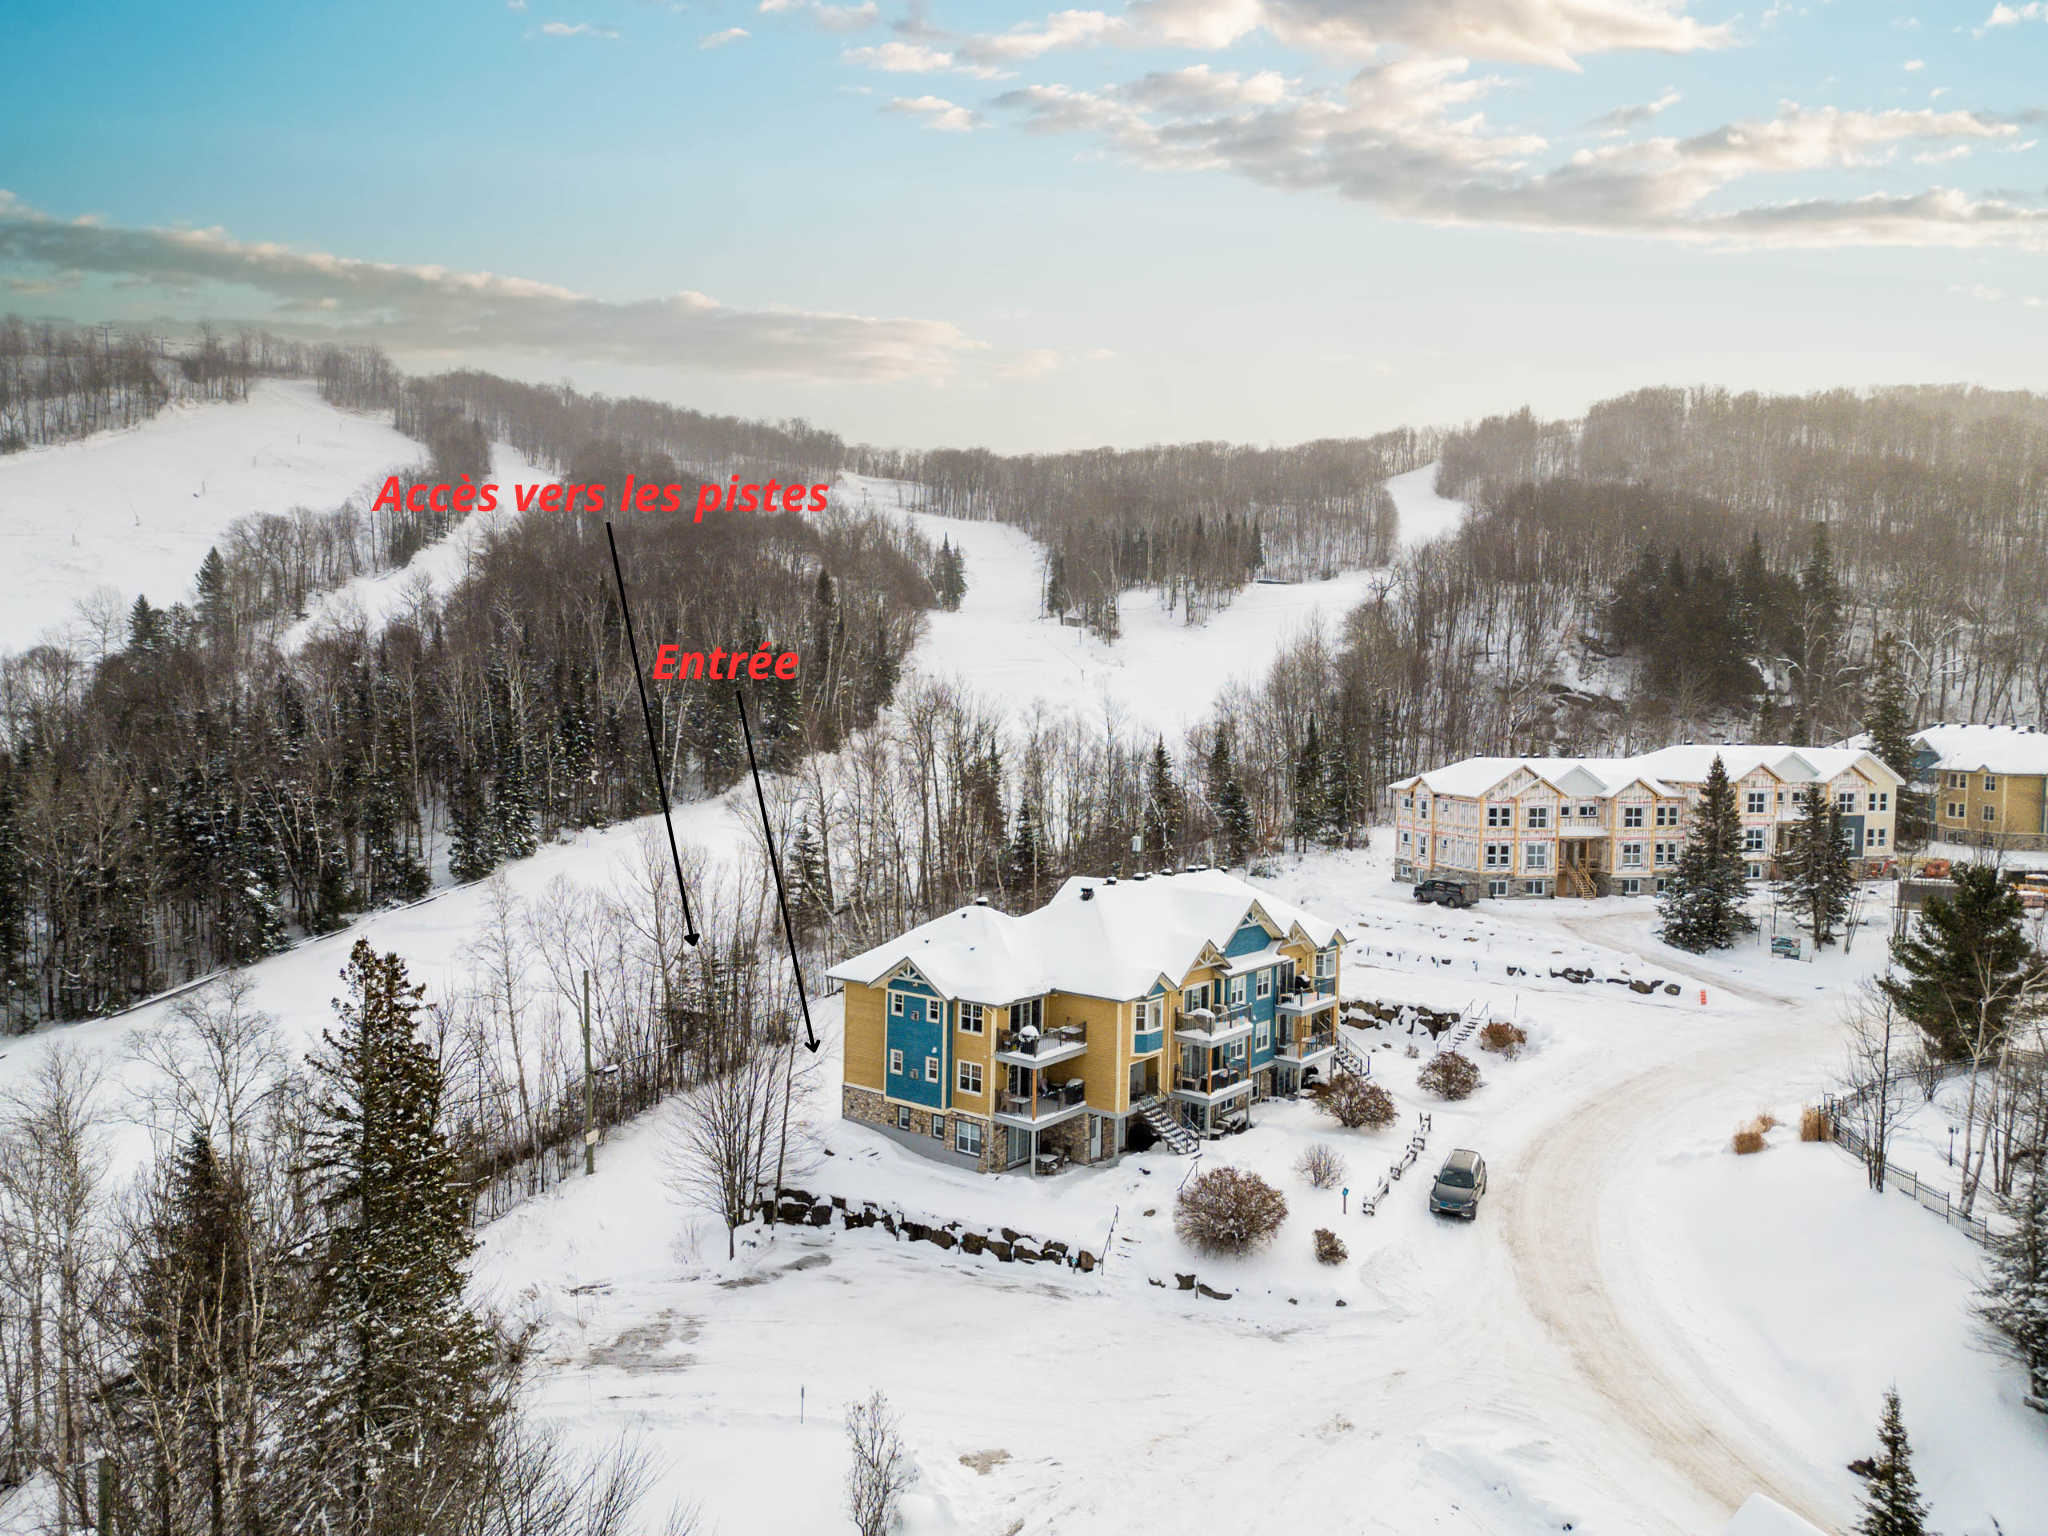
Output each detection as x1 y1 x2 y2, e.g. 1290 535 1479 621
1080 887 1095 902
973 895 990 906
1105 876 1118 886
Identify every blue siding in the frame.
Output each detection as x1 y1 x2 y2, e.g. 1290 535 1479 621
884 974 947 1109
1135 985 1165 1056
1247 969 1277 1066
1225 919 1275 958
1840 813 1866 854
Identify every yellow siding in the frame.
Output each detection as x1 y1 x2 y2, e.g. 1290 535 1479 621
1047 993 1131 1114
842 982 886 1092
947 1003 1001 1114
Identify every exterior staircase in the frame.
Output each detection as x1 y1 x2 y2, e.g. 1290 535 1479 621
1134 1094 1199 1155
1332 1038 1372 1081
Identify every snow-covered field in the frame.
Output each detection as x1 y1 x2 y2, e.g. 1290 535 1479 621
1384 461 1469 551
472 850 2048 1536
0 379 424 652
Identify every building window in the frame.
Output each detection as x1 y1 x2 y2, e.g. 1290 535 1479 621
1869 826 1888 848
1417 799 1430 815
924 1056 940 1084
1485 842 1511 869
959 1003 984 1034
1255 1022 1270 1051
1947 801 1965 820
957 1061 983 1096
888 1048 904 1075
1985 774 1999 791
1401 794 1413 810
1486 805 1510 827
896 1105 912 1130
1743 827 1766 853
1746 862 1764 880
1622 805 1644 828
1255 970 1272 999
1315 947 1335 979
1014 996 1044 1033
1654 841 1677 866
889 990 906 1016
1488 878 1510 897
1655 805 1679 826
930 1115 945 1140
1745 791 1768 815
1620 842 1644 869
1620 877 1642 896
1836 791 1857 813
1399 830 1410 848
1523 844 1549 870
1655 877 1670 893
955 1119 982 1158
1526 806 1549 829
1578 803 1598 821
1984 805 1998 823
1947 773 1966 789
1872 791 1890 812
1524 879 1548 896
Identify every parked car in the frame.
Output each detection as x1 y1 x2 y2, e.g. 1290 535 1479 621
1429 1148 1488 1219
1413 878 1478 909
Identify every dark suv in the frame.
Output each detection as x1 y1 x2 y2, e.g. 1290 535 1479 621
1429 1149 1488 1218
1413 878 1478 909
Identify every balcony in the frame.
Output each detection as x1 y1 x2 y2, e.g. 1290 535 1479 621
994 1023 1087 1068
1276 1027 1336 1064
993 1078 1090 1128
1172 1066 1254 1102
1173 1005 1253 1046
1275 982 1337 1018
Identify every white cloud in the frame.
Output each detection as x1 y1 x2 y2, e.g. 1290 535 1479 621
948 0 1732 72
0 194 982 381
758 0 880 31
991 71 2048 249
700 27 750 48
1977 2 2045 33
996 347 1065 377
885 94 980 132
842 41 1008 77
507 0 528 10
1903 58 1925 71
1592 87 1681 132
540 21 620 38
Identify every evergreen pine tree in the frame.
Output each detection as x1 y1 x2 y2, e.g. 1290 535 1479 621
1852 1389 1930 1536
1291 716 1326 852
1145 741 1185 862
195 545 233 648
298 941 496 1528
1864 634 1929 851
129 593 164 652
1979 1171 2048 1415
1004 800 1045 900
1881 863 2040 1061
930 537 967 611
1776 789 1854 946
789 814 832 935
1044 552 1070 619
0 761 21 1026
1217 777 1254 868
1657 755 1755 951
1322 724 1365 848
447 759 496 884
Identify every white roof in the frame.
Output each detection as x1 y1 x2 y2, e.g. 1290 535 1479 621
1397 744 1899 801
1913 723 2048 776
826 868 1344 1004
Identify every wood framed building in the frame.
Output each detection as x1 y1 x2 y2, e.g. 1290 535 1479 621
827 870 1346 1175
1390 745 1903 898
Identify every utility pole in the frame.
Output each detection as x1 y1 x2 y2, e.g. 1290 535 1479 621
582 968 596 1176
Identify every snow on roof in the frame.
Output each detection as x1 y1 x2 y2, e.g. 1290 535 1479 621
826 869 1344 1004
1401 744 1900 802
1720 1494 1828 1536
1913 723 2048 776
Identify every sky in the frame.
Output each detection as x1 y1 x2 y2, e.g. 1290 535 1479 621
2 0 2045 452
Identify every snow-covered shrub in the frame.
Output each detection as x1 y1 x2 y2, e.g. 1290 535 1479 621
1313 1228 1347 1265
1418 1051 1480 1101
1175 1167 1287 1256
1800 1106 1829 1142
1313 1075 1396 1130
1732 1119 1768 1154
1478 1021 1526 1058
1296 1143 1347 1189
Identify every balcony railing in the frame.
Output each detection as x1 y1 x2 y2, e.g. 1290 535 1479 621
997 1080 1087 1120
1175 1067 1248 1096
1277 1029 1336 1061
997 1023 1086 1057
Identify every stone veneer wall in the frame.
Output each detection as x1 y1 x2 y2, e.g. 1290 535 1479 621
843 1084 1003 1173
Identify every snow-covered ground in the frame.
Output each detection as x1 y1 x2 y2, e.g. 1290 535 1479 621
837 472 1390 740
0 379 424 652
280 440 553 649
470 849 2048 1536
1384 461 1469 552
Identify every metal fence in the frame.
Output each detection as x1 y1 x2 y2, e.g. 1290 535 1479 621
1818 1087 1993 1245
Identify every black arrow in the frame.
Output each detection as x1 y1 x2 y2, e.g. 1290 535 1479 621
735 687 820 1054
604 522 699 946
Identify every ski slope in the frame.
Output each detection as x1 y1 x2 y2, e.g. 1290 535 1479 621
1385 461 1469 552
0 379 424 653
839 472 1387 740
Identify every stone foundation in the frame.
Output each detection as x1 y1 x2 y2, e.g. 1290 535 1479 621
841 1085 1002 1172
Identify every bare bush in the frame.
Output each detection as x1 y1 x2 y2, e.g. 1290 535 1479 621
1312 1074 1396 1129
1478 1021 1527 1058
1313 1228 1348 1265
1295 1143 1347 1189
1732 1119 1769 1155
846 1389 912 1536
1418 1051 1480 1101
1800 1105 1830 1142
1174 1167 1288 1256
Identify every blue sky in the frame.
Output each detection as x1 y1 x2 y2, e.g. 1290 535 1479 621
3 0 2044 450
